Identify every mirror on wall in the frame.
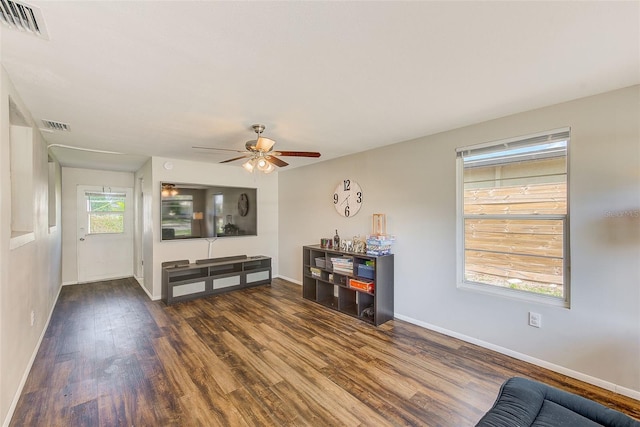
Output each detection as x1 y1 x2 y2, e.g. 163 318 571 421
160 183 257 241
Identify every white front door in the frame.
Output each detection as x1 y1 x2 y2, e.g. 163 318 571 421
77 185 134 283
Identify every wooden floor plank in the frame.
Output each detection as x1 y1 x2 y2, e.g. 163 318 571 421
9 277 640 426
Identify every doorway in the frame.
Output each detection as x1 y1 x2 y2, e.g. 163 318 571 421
76 185 133 283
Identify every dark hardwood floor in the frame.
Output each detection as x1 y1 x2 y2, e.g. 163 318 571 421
10 277 639 426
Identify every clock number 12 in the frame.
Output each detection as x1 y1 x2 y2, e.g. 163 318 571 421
343 179 351 191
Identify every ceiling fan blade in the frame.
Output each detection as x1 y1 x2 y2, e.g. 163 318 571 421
220 155 250 164
256 137 276 152
193 146 246 153
272 150 321 158
266 156 289 167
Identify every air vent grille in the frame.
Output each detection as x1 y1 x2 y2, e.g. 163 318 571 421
42 120 71 132
0 0 48 39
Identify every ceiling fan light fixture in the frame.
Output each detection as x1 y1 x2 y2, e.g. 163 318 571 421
263 162 275 174
242 159 256 172
256 136 275 152
256 157 276 173
161 183 178 197
257 158 268 170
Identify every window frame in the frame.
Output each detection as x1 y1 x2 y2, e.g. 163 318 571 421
456 128 571 308
85 191 127 235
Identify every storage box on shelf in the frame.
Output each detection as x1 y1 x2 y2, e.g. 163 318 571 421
357 264 375 280
349 278 374 293
302 245 394 326
366 235 395 256
162 255 271 305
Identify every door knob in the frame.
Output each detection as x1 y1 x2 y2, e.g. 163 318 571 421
79 237 85 241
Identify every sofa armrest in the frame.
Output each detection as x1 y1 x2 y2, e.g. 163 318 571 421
476 377 639 427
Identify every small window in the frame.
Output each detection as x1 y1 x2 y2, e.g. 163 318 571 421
456 128 570 305
85 191 126 234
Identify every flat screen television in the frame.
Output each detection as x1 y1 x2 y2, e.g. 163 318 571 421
160 182 257 241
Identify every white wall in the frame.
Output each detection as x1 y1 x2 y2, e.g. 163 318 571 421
60 167 134 284
278 86 640 396
0 67 62 425
145 157 279 299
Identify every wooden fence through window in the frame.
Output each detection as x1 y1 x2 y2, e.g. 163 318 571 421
464 182 566 287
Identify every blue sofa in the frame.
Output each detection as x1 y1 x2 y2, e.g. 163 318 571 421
476 377 639 427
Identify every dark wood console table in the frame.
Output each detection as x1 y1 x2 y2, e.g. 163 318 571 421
161 255 271 305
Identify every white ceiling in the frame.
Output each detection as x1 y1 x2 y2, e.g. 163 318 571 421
1 1 638 172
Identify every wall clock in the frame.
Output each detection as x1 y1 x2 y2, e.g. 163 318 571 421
238 193 249 216
333 179 362 217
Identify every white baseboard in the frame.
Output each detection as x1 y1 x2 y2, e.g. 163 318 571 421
394 313 640 401
64 274 136 287
3 284 63 427
275 275 301 285
134 276 159 300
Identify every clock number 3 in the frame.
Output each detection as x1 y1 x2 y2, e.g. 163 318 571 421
356 191 362 203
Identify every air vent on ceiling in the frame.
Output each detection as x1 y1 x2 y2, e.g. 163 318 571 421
0 0 49 39
42 120 71 132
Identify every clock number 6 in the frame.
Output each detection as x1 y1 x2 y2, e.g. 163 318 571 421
344 206 350 217
333 193 338 204
343 179 351 191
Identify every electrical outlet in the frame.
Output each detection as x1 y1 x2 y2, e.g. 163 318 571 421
529 312 541 328
30 310 35 326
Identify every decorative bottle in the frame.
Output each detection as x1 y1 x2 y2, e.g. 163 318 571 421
333 229 340 250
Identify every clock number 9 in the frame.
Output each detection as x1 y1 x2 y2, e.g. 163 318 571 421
344 206 350 217
356 191 362 203
343 179 351 191
333 193 338 204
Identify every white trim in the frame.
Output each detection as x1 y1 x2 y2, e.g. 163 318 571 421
76 274 132 285
48 225 58 234
456 126 571 153
455 156 464 286
2 284 63 427
394 313 640 401
457 282 568 308
276 274 301 285
9 232 35 250
63 274 133 286
134 276 156 300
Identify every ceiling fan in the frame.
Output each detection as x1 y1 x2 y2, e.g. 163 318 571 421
193 124 321 173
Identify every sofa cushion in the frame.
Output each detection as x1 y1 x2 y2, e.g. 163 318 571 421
476 377 639 427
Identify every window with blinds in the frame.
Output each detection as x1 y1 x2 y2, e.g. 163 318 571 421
85 191 126 234
456 128 570 304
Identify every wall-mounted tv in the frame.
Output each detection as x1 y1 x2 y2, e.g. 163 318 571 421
161 182 257 241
